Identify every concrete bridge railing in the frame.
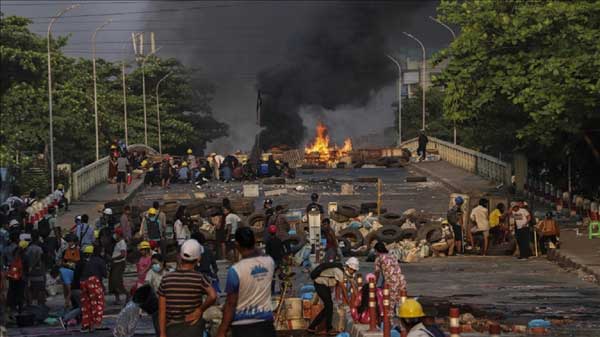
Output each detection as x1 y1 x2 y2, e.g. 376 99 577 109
401 137 512 186
71 143 157 201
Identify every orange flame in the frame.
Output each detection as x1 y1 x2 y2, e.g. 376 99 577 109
305 122 331 162
341 138 353 154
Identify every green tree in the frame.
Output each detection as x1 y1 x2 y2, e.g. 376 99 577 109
434 1 600 193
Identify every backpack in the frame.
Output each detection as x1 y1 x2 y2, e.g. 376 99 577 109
146 217 161 240
38 217 51 238
310 262 344 280
63 247 81 263
7 255 23 280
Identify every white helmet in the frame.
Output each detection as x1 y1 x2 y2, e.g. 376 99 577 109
345 257 360 271
103 208 113 215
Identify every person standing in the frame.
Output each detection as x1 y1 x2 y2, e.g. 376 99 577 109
158 239 217 337
120 206 132 243
374 242 407 316
80 245 107 332
116 152 130 194
307 258 358 335
265 225 286 294
136 241 153 288
76 214 95 249
469 199 490 255
160 159 172 189
141 207 162 251
109 152 118 183
224 206 242 261
193 232 220 293
217 228 276 337
109 228 128 305
174 206 190 248
511 203 532 259
489 203 508 244
321 218 338 262
447 196 465 254
145 253 167 293
306 193 324 214
25 231 46 305
536 212 560 255
417 130 428 161
6 240 28 316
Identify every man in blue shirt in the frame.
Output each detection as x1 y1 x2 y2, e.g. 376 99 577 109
76 214 95 248
217 227 276 337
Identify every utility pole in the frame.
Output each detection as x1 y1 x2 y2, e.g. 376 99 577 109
47 4 78 192
121 41 131 146
404 32 426 130
386 54 403 147
140 45 161 146
429 16 458 144
92 18 111 161
155 71 173 155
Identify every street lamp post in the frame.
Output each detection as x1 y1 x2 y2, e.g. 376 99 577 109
47 4 78 192
141 47 160 146
155 71 173 155
386 54 403 147
429 16 458 144
92 18 112 161
121 41 131 146
403 32 426 131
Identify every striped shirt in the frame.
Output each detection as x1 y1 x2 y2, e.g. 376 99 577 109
157 269 207 324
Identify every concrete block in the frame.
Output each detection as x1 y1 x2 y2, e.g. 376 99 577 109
243 184 259 197
265 188 288 197
341 183 354 195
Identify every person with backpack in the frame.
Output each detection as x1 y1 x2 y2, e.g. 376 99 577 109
6 240 28 317
141 208 162 249
307 257 359 335
25 230 46 305
76 214 95 249
447 196 465 254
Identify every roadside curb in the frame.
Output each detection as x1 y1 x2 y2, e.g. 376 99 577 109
547 248 600 285
407 163 464 194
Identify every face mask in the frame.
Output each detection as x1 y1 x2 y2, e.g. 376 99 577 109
151 264 162 273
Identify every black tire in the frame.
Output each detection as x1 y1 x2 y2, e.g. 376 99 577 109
375 225 404 243
406 176 427 182
360 202 378 214
283 234 307 254
399 228 417 240
365 231 378 247
380 212 403 226
416 223 443 243
247 213 266 241
338 228 364 248
338 237 352 256
487 237 517 256
263 177 286 185
355 177 378 183
337 204 360 218
230 198 255 215
330 211 350 223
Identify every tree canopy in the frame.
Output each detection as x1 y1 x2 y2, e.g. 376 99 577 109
0 13 227 171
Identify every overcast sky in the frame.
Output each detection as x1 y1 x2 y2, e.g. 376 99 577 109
2 1 453 152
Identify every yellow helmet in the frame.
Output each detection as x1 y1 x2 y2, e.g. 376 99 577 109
83 245 94 254
138 241 151 250
19 240 29 249
397 299 425 318
275 160 281 164
148 167 154 172
441 219 449 225
141 160 148 167
182 161 188 167
111 145 117 149
57 183 64 190
148 207 158 215
200 167 206 172
94 230 100 239
187 149 193 154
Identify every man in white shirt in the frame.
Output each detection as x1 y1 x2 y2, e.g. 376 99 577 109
224 206 241 261
511 202 532 259
469 198 490 255
109 227 128 304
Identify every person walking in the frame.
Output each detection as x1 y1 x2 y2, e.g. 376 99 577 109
80 245 107 332
447 196 465 254
116 152 130 194
265 225 286 294
469 198 490 255
536 212 560 255
511 203 532 259
158 239 217 337
417 130 428 161
307 257 358 335
109 227 128 305
141 207 163 251
6 240 28 317
25 231 46 305
174 206 191 249
224 206 242 261
373 242 407 316
217 227 276 337
306 193 325 214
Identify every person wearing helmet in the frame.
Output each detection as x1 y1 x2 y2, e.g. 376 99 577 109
321 218 339 262
307 257 358 335
80 245 107 332
306 193 324 214
140 203 166 253
430 220 455 257
53 183 69 211
263 198 274 210
136 241 153 288
158 239 217 337
535 211 560 255
396 299 438 337
6 238 28 316
177 161 191 183
447 196 465 254
373 242 407 317
265 225 286 294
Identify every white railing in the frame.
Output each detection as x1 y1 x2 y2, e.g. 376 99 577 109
70 143 157 201
401 137 512 186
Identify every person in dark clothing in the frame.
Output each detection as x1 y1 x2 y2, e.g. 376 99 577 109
306 193 324 214
6 240 28 317
265 225 287 294
417 130 428 161
192 232 220 293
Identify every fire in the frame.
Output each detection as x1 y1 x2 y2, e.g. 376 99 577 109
304 122 352 165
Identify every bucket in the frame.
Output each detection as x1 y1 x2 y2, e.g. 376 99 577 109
284 298 303 320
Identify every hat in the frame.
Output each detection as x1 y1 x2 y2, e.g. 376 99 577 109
148 207 157 215
83 245 94 254
138 241 151 250
75 215 82 221
180 239 203 261
345 257 360 271
19 240 29 249
200 167 206 172
57 183 64 190
182 162 188 167
268 225 278 234
103 208 113 215
398 299 425 318
9 219 19 227
19 233 31 242
114 227 123 236
187 149 193 154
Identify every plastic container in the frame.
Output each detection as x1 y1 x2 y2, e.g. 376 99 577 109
284 298 303 319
